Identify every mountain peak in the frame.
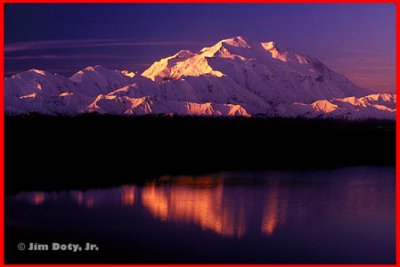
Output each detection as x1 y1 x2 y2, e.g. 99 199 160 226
261 41 277 51
260 41 309 64
8 69 50 80
82 65 108 72
220 36 251 48
173 50 195 59
27 69 47 75
69 65 135 95
71 65 106 77
200 36 252 58
84 66 96 72
121 70 135 78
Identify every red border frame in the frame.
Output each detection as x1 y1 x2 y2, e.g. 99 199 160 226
0 1 397 266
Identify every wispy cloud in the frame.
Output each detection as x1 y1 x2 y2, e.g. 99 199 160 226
5 39 202 53
5 54 148 60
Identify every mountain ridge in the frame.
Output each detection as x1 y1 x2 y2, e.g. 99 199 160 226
5 36 396 120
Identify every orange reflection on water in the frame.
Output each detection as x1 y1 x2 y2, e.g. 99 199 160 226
261 188 279 236
71 191 94 208
85 195 95 208
31 192 46 206
121 186 136 206
141 176 260 238
74 191 84 205
142 175 250 237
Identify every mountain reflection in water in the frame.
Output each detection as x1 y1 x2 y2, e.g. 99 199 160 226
10 167 394 242
141 176 287 237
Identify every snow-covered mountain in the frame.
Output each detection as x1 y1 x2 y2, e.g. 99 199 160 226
277 93 396 120
70 65 136 96
5 69 87 115
4 36 396 120
5 65 135 115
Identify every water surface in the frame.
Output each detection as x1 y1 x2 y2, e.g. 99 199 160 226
5 167 395 263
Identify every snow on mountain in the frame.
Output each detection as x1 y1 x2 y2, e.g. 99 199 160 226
86 94 250 117
69 65 136 96
277 93 396 120
142 36 369 105
5 65 138 115
4 69 89 115
4 36 396 120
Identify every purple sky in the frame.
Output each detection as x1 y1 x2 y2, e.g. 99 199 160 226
5 4 396 93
